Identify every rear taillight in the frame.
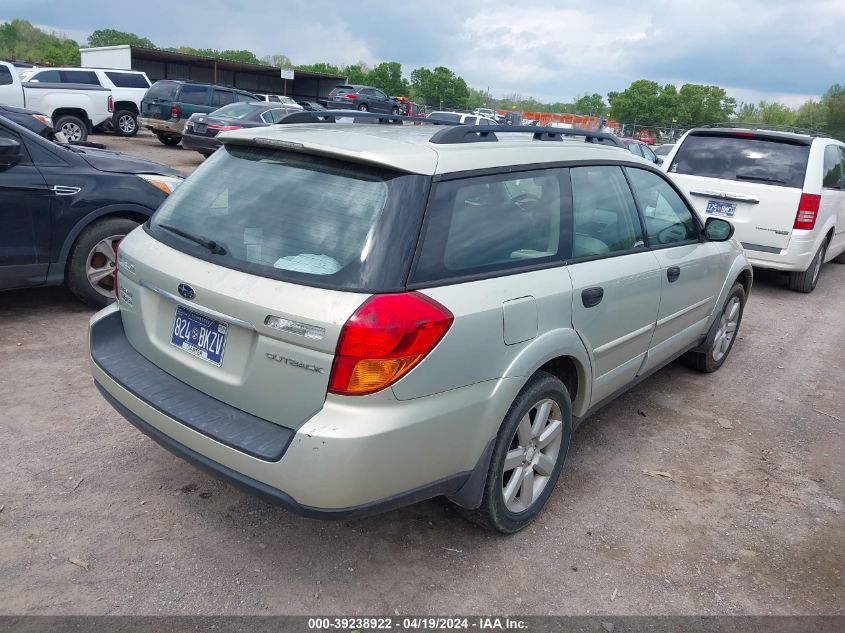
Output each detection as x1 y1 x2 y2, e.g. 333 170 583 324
344 93 358 100
171 104 182 119
108 95 113 112
328 292 454 396
794 193 821 230
208 124 242 132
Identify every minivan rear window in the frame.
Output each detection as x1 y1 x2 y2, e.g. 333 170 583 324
148 146 429 291
144 81 179 100
670 133 810 189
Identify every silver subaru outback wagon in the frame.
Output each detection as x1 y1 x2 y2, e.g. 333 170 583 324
89 121 752 533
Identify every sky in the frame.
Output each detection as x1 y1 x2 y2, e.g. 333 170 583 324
4 0 845 107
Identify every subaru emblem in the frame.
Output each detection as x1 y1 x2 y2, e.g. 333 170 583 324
177 283 195 300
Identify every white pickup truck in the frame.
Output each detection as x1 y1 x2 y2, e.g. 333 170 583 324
0 61 112 142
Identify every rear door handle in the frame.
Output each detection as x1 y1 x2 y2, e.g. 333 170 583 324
581 287 604 308
667 266 681 283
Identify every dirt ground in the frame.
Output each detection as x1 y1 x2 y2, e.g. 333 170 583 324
0 130 843 615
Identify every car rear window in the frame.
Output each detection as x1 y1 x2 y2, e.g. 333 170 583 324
145 81 179 100
429 112 461 122
105 72 150 88
0 65 12 86
331 86 354 94
669 133 810 188
148 146 429 292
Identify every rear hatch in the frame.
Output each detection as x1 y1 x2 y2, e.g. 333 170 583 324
118 143 429 428
667 130 811 250
140 80 179 120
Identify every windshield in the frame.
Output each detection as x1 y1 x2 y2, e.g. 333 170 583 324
210 103 262 119
670 133 810 188
148 145 429 291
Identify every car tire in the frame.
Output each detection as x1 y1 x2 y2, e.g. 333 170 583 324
55 115 88 142
155 133 181 146
113 110 138 137
66 217 139 309
788 239 827 293
358 104 369 112
461 371 573 533
682 282 746 373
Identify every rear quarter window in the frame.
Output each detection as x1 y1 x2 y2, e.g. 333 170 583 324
670 133 810 189
105 72 150 88
177 85 210 105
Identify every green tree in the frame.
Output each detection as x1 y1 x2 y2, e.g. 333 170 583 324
410 66 470 108
822 84 845 140
608 80 662 124
0 19 79 65
368 61 408 96
793 99 827 131
676 84 736 126
87 29 156 48
572 93 607 116
261 53 293 68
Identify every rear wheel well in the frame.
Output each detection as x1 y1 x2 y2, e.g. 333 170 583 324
113 101 138 115
51 108 89 122
537 356 579 405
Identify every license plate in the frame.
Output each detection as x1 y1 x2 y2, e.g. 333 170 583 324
170 305 228 366
194 123 207 134
705 199 737 217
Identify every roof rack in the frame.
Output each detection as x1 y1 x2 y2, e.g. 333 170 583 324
701 122 830 138
277 110 443 125
428 124 625 147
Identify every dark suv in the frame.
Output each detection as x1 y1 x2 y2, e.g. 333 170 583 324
0 115 183 307
139 80 258 146
326 85 401 114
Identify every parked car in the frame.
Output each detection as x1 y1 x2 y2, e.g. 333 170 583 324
654 143 674 159
0 60 112 142
427 111 498 125
326 85 401 114
139 80 258 146
620 137 661 164
664 126 845 292
252 94 303 109
22 66 151 137
182 102 300 156
297 100 326 111
89 119 751 533
472 107 499 120
0 114 183 307
0 104 57 140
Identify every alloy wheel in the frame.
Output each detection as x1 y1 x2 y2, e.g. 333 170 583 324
61 121 84 142
117 113 136 134
711 296 741 362
501 399 563 513
85 234 123 298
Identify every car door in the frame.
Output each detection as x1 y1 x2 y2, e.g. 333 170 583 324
0 122 51 289
641 144 659 164
625 167 726 374
565 165 662 407
820 144 845 257
372 88 391 113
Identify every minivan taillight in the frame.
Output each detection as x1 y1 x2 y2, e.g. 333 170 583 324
171 104 182 119
794 193 821 230
328 293 454 396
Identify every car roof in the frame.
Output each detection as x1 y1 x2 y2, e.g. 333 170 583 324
219 123 646 176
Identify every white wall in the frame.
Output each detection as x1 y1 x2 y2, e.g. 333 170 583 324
80 46 133 70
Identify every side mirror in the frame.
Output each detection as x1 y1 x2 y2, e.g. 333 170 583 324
704 217 734 242
0 137 23 167
656 156 664 165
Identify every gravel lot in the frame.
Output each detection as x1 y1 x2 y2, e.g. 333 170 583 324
0 130 843 615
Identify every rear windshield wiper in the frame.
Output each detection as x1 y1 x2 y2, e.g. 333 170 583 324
735 173 787 185
156 223 227 255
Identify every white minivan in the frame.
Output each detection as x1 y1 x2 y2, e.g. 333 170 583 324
664 127 845 292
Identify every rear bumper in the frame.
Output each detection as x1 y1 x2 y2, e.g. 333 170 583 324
89 305 516 516
139 117 184 135
743 230 821 272
181 132 221 154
